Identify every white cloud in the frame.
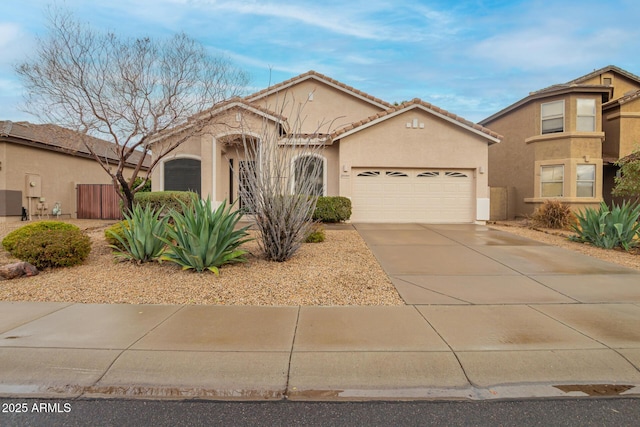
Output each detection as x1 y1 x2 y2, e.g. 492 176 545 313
0 23 25 63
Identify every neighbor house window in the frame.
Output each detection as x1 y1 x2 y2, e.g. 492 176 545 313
294 155 324 196
577 99 596 132
541 165 564 197
541 100 564 134
576 164 596 197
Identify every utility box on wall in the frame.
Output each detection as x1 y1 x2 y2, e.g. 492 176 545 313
0 190 23 216
25 174 42 198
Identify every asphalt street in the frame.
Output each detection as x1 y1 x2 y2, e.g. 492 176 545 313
2 398 640 426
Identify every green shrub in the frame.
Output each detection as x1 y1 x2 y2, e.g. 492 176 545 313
9 228 91 269
133 191 197 216
305 223 325 243
106 204 168 263
570 201 640 251
104 221 130 250
530 200 575 229
313 196 352 223
2 221 79 253
160 196 252 274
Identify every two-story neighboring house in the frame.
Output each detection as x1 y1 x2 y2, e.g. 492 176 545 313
480 65 640 219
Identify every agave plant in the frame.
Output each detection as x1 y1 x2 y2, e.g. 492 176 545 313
160 196 252 274
106 204 169 263
570 201 640 251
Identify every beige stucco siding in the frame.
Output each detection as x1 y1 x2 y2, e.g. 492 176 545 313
579 73 640 100
153 110 342 204
618 98 640 157
1 142 137 221
338 109 490 221
486 102 537 217
487 92 608 217
254 80 385 133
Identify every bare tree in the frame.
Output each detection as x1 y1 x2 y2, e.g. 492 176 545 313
237 95 334 262
16 8 248 212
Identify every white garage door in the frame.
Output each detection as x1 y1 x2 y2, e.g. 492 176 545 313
351 168 474 223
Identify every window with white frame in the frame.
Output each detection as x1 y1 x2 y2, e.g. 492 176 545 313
294 155 324 196
541 165 564 197
577 99 596 132
541 100 564 134
576 164 596 197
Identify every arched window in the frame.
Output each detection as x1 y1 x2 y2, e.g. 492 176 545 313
164 158 201 195
293 155 325 197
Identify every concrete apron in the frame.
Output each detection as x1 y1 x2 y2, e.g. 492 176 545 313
0 223 640 401
349 223 640 400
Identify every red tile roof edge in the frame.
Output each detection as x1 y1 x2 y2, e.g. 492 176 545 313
245 70 393 109
331 98 502 141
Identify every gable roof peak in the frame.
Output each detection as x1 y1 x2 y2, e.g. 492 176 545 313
567 65 640 85
245 70 393 109
331 97 501 142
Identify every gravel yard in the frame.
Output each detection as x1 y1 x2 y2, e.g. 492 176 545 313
0 220 403 306
1 219 639 306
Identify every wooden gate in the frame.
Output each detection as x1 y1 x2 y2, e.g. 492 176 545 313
76 184 122 220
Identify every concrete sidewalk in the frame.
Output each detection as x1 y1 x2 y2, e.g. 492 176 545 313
1 223 640 401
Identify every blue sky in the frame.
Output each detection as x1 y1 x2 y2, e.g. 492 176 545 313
2 0 640 124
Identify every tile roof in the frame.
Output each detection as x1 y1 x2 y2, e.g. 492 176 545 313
0 120 150 168
618 150 640 164
245 70 393 109
532 65 640 95
195 97 287 121
481 84 612 125
151 97 288 142
481 65 639 124
531 84 611 96
331 98 502 141
566 65 640 85
615 88 640 105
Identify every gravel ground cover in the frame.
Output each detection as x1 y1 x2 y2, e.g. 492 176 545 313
1 219 638 306
0 220 403 306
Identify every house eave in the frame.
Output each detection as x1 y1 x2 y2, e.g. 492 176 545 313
246 74 391 110
338 104 501 144
480 86 612 126
1 135 148 170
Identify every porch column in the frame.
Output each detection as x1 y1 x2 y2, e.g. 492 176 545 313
200 135 216 203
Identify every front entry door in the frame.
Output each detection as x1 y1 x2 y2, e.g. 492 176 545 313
238 160 256 213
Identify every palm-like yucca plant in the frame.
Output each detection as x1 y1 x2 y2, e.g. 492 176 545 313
570 201 640 251
160 195 251 274
106 204 168 263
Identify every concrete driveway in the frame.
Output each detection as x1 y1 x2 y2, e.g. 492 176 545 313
351 223 640 397
354 223 640 305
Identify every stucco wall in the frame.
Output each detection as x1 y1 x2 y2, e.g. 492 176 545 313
338 108 490 201
619 98 640 157
1 142 137 222
485 102 537 218
253 80 385 134
579 72 640 101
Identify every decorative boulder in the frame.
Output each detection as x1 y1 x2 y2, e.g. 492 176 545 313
0 262 39 280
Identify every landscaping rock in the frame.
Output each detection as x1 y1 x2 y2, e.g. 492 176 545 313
0 262 39 280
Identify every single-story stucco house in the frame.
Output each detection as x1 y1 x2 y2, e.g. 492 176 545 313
151 71 502 223
0 121 148 222
480 65 640 219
